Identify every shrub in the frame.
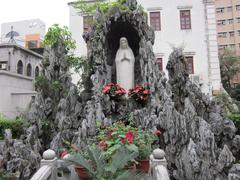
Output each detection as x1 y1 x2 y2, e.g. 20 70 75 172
0 115 25 140
229 113 240 130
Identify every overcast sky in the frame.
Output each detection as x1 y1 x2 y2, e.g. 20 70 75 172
0 0 71 34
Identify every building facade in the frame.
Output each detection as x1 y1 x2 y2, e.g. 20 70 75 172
0 43 42 118
215 0 240 85
68 0 221 95
1 19 46 49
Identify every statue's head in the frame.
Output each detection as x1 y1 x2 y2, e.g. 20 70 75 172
119 37 128 49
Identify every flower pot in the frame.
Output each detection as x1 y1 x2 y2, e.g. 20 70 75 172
136 159 150 173
125 163 136 172
74 165 91 180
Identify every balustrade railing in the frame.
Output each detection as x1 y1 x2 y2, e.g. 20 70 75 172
31 148 170 180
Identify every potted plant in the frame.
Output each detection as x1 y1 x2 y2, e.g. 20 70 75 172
65 145 144 180
102 83 126 100
97 122 159 174
97 122 139 160
135 129 159 173
128 85 150 103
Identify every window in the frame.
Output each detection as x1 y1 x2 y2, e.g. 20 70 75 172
229 31 235 37
27 40 38 49
180 10 191 30
228 19 234 24
236 17 240 23
229 44 236 49
83 16 93 32
185 56 194 74
227 6 232 12
236 5 240 11
35 66 39 77
216 7 224 13
218 32 227 38
156 58 163 71
26 63 32 77
150 12 161 31
217 20 226 25
0 61 7 70
17 60 23 75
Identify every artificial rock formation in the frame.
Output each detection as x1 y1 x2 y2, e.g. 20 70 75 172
2 0 240 179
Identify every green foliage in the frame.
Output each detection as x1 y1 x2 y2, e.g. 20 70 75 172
97 122 157 160
52 80 62 91
219 48 240 90
229 84 240 102
43 24 76 51
0 114 25 139
0 169 17 180
67 55 92 74
74 0 129 15
66 145 144 180
229 113 240 129
214 92 239 115
34 75 49 90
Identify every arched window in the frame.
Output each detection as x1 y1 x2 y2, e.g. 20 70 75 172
17 60 23 74
35 66 39 77
26 63 32 77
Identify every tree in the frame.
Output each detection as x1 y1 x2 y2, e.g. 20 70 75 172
219 48 240 90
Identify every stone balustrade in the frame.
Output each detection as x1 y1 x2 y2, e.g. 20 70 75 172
31 148 169 180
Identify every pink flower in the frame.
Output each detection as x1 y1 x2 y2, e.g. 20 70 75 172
60 150 68 159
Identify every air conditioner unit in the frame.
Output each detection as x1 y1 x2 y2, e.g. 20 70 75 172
189 74 203 85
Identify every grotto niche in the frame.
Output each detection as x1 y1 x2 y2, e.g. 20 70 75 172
2 0 240 179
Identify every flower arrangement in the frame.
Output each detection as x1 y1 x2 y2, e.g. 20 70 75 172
102 83 126 99
128 85 150 103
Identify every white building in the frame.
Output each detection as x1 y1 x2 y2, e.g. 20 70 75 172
0 43 42 118
1 19 46 49
68 0 221 95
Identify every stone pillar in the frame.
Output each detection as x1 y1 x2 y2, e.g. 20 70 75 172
41 149 57 180
150 148 170 180
150 148 167 168
203 0 222 95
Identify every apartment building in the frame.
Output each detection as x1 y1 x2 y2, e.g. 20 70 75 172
69 0 221 95
1 19 46 49
215 0 240 85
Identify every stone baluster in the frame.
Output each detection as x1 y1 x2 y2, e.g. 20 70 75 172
31 149 57 180
150 148 170 180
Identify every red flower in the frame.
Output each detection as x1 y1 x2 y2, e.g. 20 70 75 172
120 137 125 143
98 140 107 150
133 89 139 93
143 89 149 94
102 86 111 93
154 130 161 135
125 131 133 144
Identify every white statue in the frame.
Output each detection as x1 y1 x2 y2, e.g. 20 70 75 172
115 37 135 92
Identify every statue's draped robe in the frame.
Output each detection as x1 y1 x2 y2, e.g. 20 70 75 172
115 47 135 92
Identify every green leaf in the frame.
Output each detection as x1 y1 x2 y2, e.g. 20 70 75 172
126 144 139 154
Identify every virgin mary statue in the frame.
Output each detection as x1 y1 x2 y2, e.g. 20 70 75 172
115 37 135 92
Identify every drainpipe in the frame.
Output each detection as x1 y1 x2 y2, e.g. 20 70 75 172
8 51 11 71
